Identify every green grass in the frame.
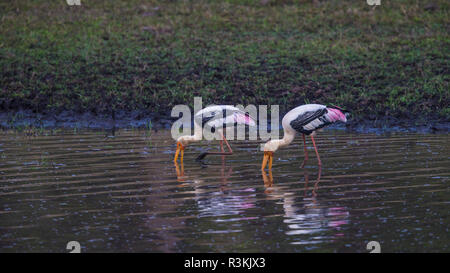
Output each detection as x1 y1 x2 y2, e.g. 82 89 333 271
0 0 448 122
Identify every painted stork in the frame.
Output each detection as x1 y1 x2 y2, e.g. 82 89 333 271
261 104 349 170
174 105 256 163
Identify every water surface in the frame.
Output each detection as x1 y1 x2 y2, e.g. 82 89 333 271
0 129 448 252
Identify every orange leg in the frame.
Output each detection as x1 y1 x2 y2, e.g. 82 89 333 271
219 140 224 152
196 132 232 161
310 135 322 166
303 168 309 197
301 134 308 168
312 165 322 197
219 139 225 162
222 133 233 154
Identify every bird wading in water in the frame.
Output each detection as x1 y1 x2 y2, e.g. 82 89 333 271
261 104 349 170
174 105 256 163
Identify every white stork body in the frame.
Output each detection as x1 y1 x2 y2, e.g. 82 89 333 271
262 104 348 170
174 105 256 162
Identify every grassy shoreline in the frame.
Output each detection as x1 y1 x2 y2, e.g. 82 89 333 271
0 0 449 123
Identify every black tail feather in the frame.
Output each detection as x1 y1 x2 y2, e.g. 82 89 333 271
196 152 208 161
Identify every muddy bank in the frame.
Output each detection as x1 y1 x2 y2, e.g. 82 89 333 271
0 110 172 131
0 110 448 134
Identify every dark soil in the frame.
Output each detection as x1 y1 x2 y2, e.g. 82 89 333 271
1 109 448 134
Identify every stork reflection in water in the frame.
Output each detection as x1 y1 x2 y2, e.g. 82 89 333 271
174 161 257 219
262 168 349 242
262 167 322 197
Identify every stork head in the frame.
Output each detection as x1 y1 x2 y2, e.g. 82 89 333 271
176 135 190 147
174 136 189 163
261 139 282 170
263 139 282 153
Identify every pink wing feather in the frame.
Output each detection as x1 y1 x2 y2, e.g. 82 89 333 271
234 112 256 126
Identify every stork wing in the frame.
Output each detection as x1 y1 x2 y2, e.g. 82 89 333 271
194 106 221 127
195 106 256 128
290 108 328 131
233 111 256 126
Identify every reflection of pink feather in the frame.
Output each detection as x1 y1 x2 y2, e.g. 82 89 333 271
329 220 349 228
240 203 255 209
328 207 349 228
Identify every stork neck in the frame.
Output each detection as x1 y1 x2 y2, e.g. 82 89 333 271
192 123 203 140
178 124 203 146
278 130 295 148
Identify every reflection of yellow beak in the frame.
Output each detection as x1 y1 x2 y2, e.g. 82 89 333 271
261 169 274 188
174 142 185 163
261 151 273 170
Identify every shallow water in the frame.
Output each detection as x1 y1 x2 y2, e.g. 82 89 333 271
0 129 448 253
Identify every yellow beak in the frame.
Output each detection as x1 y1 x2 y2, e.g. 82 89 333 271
174 161 185 182
174 142 185 163
261 151 273 170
